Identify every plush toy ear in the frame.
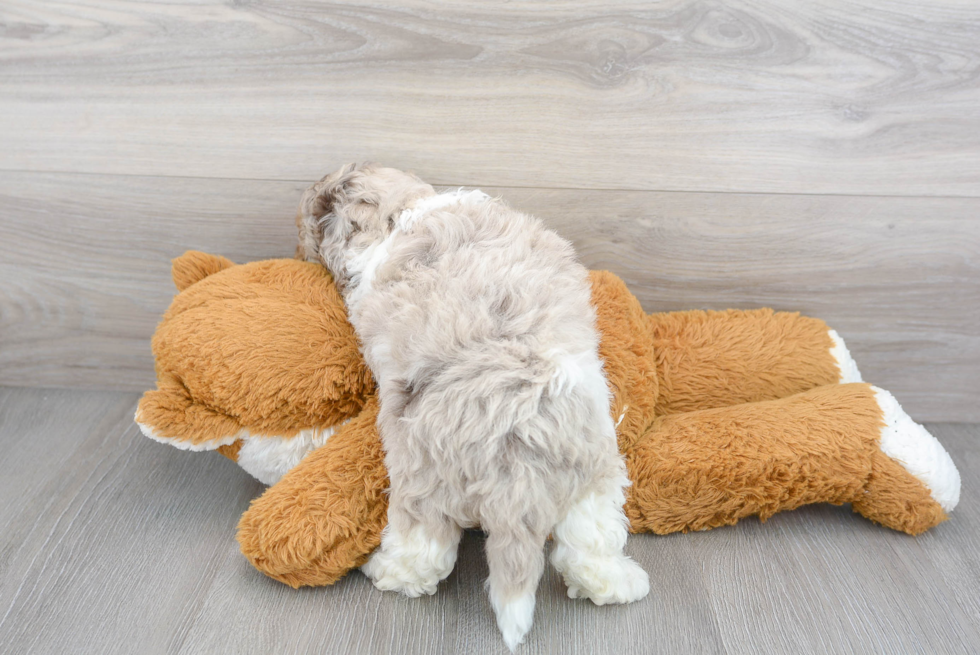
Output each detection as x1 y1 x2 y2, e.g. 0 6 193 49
171 251 236 291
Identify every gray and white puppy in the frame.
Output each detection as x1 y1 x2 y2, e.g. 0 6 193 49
297 164 649 650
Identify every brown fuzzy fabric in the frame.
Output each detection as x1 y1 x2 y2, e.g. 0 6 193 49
589 270 659 453
237 398 388 586
215 439 243 462
650 308 841 416
625 383 945 535
852 448 949 535
136 252 950 588
171 251 235 292
136 256 374 447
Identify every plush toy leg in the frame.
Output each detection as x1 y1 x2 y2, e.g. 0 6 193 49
238 384 959 588
237 398 388 587
648 309 859 416
624 383 959 536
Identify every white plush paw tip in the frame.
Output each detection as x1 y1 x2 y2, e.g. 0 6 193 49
829 329 863 383
873 386 961 512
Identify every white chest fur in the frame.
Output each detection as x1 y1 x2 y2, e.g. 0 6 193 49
342 189 491 311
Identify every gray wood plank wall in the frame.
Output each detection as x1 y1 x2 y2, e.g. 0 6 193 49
1 1 978 421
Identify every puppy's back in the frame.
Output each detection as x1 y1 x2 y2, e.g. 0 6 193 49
369 198 618 519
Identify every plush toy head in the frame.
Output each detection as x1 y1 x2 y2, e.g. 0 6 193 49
135 252 375 481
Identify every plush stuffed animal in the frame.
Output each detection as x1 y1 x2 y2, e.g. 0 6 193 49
137 251 961 588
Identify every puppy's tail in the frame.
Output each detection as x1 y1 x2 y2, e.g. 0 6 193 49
483 517 546 652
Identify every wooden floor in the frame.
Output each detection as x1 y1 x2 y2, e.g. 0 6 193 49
0 386 976 654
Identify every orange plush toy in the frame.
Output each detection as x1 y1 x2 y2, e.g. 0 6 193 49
136 251 961 588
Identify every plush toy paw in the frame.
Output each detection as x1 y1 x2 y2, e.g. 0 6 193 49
828 329 863 383
872 386 960 512
849 385 960 535
559 554 650 606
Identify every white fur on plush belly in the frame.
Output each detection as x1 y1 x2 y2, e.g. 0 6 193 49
236 427 336 486
138 417 336 486
872 386 960 512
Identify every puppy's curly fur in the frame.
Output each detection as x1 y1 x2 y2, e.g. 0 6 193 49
298 164 649 650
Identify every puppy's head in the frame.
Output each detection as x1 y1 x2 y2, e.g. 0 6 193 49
296 163 434 284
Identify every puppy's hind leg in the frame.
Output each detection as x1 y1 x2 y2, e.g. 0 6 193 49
361 496 462 597
551 470 650 605
483 516 550 652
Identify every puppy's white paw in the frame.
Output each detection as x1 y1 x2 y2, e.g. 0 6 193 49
361 549 442 597
360 524 459 597
491 592 535 652
562 554 650 606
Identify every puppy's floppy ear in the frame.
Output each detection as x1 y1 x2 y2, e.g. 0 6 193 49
295 205 320 261
296 163 359 262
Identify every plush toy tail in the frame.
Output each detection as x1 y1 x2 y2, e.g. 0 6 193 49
171 250 235 291
624 383 958 537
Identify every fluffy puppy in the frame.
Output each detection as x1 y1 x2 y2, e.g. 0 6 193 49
297 164 649 650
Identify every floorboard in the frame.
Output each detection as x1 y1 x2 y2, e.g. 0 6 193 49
0 387 976 654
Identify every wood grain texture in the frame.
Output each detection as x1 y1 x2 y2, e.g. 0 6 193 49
0 387 978 654
1 172 977 421
1 0 979 195
0 387 265 655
